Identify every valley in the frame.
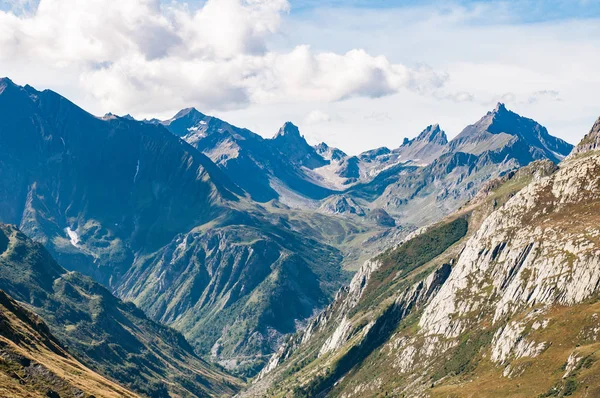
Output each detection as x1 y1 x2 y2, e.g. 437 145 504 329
2 76 599 398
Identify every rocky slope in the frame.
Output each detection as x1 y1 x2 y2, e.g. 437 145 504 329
244 115 600 397
0 289 139 398
0 223 242 397
569 116 600 156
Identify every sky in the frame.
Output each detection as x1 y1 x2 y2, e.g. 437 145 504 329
0 0 599 154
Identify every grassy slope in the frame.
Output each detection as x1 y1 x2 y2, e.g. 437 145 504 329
0 289 139 398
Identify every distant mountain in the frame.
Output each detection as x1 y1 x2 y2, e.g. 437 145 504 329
345 104 574 226
157 103 572 209
314 142 347 162
0 223 242 397
272 122 328 169
248 112 599 396
0 289 139 398
159 109 333 201
392 123 449 164
449 102 572 162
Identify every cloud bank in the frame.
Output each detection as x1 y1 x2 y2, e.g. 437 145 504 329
0 0 446 114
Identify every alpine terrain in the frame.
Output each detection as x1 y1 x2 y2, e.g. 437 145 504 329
243 117 600 397
0 75 593 398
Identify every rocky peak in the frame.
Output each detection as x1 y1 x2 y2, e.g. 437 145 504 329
0 77 16 94
570 116 600 156
314 142 329 153
449 103 573 161
315 142 347 162
414 123 448 145
274 121 302 139
392 124 449 164
172 107 205 120
271 122 328 169
493 102 508 114
359 146 391 161
162 107 207 136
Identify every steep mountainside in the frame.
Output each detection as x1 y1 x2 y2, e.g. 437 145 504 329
243 118 600 397
0 223 242 397
0 79 365 377
0 289 139 398
0 78 240 287
117 210 349 377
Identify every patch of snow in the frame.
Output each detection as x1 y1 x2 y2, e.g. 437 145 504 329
133 159 140 183
65 227 80 248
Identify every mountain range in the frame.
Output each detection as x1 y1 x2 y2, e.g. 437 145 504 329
243 118 600 397
1 76 594 397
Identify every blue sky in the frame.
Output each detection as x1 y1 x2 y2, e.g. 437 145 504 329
156 0 600 20
5 0 600 21
1 0 599 153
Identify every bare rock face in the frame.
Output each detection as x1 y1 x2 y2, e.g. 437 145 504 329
570 116 600 156
421 151 600 340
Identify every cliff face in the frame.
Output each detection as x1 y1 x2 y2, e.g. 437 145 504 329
245 117 600 397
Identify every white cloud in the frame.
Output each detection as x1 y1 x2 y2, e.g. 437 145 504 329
0 0 447 115
304 109 331 124
528 90 562 104
1 0 599 155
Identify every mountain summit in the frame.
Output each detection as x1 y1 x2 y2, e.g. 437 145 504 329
161 107 207 137
392 123 449 164
274 121 302 138
414 123 448 145
449 103 572 162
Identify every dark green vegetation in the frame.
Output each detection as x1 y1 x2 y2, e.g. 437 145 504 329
365 218 468 302
118 221 349 378
0 223 242 397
